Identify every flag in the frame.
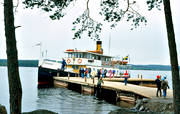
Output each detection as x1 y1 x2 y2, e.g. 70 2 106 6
35 43 41 46
123 56 128 60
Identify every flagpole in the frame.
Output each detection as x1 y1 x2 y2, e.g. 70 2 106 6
40 42 42 59
34 42 42 59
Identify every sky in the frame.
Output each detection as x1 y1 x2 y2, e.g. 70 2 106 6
0 0 180 65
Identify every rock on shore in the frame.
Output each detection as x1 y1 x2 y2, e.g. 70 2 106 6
109 98 174 114
22 109 58 114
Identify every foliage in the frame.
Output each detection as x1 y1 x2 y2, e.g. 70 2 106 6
100 0 147 30
23 0 74 20
22 0 153 40
72 10 102 40
146 0 162 11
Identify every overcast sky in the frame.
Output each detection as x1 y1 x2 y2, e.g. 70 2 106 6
0 0 179 65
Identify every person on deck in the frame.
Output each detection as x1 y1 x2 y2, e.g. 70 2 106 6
85 68 89 78
61 58 66 71
88 68 91 78
81 68 85 78
155 75 162 97
91 70 97 79
79 67 82 77
112 70 115 78
161 76 169 98
101 69 104 78
97 69 101 79
109 69 112 79
104 69 107 78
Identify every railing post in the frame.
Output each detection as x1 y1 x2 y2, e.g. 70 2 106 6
93 78 94 84
85 76 87 82
68 72 70 79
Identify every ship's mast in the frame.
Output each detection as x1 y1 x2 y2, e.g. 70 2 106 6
108 34 111 55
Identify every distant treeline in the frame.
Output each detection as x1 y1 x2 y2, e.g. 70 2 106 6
0 59 177 70
130 64 172 71
0 59 38 67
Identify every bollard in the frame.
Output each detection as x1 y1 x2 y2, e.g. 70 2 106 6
68 72 70 79
57 72 59 77
85 76 87 82
137 74 139 78
141 74 143 79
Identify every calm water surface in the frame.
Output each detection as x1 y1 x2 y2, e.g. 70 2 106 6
0 67 120 114
0 67 172 114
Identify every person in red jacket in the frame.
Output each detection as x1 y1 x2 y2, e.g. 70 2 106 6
155 75 162 97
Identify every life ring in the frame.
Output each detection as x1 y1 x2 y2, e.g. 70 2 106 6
67 59 71 64
77 58 82 64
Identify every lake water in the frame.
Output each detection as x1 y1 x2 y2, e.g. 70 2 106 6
0 67 172 114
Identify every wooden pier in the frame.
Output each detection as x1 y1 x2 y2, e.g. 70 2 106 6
53 77 173 104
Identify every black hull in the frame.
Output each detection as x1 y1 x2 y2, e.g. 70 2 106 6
38 66 76 88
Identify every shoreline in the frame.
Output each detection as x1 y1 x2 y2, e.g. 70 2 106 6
109 97 174 114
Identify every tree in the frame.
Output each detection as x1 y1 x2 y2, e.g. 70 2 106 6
6 0 179 113
163 0 180 113
4 0 22 113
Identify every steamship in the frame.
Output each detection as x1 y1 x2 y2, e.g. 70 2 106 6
38 41 130 87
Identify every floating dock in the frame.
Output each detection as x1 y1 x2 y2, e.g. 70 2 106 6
53 77 173 104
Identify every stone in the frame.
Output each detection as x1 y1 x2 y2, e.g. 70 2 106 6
22 109 58 114
0 104 7 114
139 106 144 111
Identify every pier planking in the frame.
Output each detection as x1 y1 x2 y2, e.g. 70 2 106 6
53 77 173 99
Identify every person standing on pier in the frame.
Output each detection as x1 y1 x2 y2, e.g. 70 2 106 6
61 58 66 71
96 76 104 98
124 70 129 85
155 75 162 97
161 76 169 98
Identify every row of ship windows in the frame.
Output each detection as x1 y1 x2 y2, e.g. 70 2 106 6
68 53 111 61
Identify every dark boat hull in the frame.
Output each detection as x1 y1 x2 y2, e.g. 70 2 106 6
38 66 76 88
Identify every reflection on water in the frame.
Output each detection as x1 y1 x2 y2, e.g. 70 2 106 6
37 87 119 114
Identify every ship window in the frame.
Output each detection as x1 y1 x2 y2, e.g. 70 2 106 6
92 55 95 59
98 56 101 60
82 53 84 58
75 53 78 58
78 53 81 58
79 53 81 58
68 53 72 58
83 53 87 58
87 53 91 59
95 56 98 60
72 66 75 69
